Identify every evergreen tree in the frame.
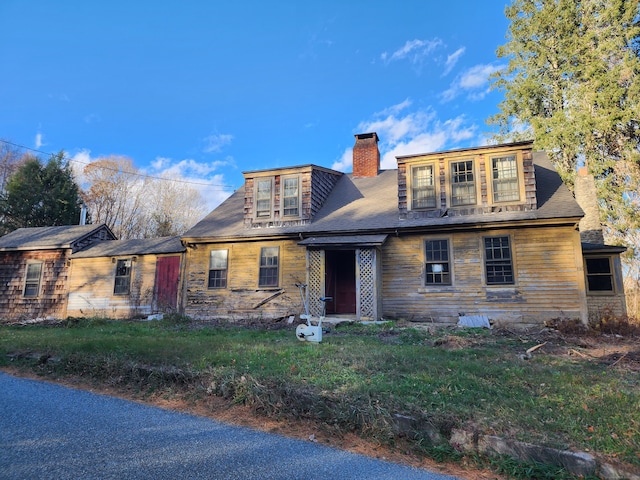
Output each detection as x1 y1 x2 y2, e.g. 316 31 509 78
489 0 640 245
0 152 82 234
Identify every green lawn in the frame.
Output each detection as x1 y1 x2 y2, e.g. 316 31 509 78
1 317 638 477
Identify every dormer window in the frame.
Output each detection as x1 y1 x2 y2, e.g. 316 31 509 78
282 176 299 217
255 178 272 218
450 159 476 206
492 155 520 202
411 165 436 209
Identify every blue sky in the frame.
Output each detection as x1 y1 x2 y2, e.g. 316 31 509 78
0 1 511 211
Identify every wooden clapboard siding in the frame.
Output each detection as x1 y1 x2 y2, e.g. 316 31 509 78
381 225 586 326
67 255 161 319
183 239 307 321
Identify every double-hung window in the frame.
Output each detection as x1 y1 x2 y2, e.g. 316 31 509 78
208 250 228 289
585 257 614 293
114 259 132 295
259 246 279 288
24 262 43 297
450 160 476 206
282 176 299 217
492 155 520 202
425 239 451 285
412 165 437 209
484 236 514 285
255 179 272 219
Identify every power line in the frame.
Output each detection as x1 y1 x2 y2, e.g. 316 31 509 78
0 139 237 190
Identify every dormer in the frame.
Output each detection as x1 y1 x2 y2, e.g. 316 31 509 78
243 165 342 228
396 141 537 219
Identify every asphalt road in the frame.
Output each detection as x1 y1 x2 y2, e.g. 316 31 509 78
0 372 461 480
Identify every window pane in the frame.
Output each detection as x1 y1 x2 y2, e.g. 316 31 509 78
451 160 476 206
208 250 228 288
114 259 132 295
24 263 42 297
412 165 436 209
256 179 272 218
492 155 520 202
586 257 614 292
484 236 514 285
259 247 279 287
283 177 299 216
425 239 451 285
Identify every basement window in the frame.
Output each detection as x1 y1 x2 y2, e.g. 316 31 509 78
23 262 43 297
114 259 132 295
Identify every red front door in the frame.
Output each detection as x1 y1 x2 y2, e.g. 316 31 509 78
155 256 181 311
325 250 356 315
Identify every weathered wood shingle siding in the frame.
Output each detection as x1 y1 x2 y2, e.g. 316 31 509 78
183 239 306 320
381 225 587 326
0 250 70 321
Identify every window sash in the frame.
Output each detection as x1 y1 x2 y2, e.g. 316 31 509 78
282 177 299 216
451 160 476 206
259 247 279 287
24 262 43 297
492 155 520 202
484 236 514 285
585 257 614 292
256 179 272 218
208 250 228 289
425 239 451 285
114 259 132 295
412 165 436 209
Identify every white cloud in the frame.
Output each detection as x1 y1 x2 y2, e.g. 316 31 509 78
381 38 443 65
203 132 233 153
331 104 478 172
35 132 44 149
441 63 504 102
443 47 465 76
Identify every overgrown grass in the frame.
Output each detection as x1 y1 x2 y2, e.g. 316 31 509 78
1 316 638 477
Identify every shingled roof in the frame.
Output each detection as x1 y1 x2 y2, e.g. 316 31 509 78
0 224 115 251
182 151 583 242
71 236 185 258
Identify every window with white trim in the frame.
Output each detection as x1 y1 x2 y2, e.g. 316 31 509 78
208 250 228 289
412 165 437 209
24 262 43 297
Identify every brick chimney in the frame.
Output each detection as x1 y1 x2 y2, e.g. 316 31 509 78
352 132 380 177
574 167 605 244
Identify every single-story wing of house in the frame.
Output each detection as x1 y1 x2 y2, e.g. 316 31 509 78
66 236 185 319
180 133 627 328
0 224 115 321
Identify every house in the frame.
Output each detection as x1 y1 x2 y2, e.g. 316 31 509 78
0 224 115 322
66 237 185 319
178 132 626 327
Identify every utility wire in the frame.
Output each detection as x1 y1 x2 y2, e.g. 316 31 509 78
0 139 237 190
